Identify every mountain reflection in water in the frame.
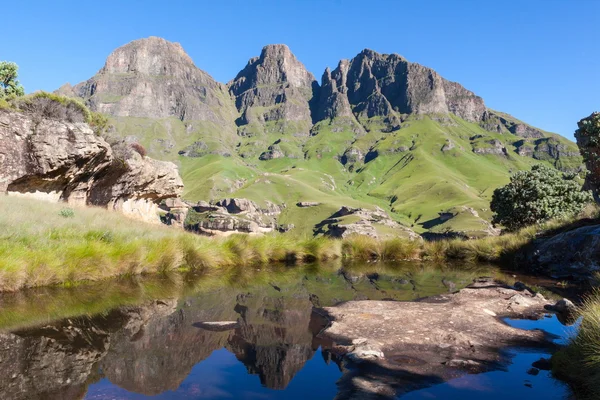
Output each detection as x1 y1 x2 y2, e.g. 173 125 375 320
0 263 575 399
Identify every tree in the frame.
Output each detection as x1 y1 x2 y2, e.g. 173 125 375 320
0 61 25 99
490 164 592 231
575 112 600 200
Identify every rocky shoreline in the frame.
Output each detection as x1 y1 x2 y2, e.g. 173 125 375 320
317 278 573 399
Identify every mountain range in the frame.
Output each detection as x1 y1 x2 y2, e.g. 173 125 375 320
56 36 582 237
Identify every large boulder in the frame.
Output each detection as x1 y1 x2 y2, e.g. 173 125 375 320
315 206 420 240
0 109 183 223
531 224 600 279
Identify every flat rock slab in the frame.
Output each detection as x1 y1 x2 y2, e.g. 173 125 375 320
193 321 239 332
319 280 556 399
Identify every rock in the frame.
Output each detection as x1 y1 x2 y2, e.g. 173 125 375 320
441 140 455 152
445 359 481 368
471 137 507 156
186 198 284 236
0 110 183 223
315 49 486 126
527 367 540 376
229 44 317 142
296 201 320 207
193 321 239 332
532 357 552 371
60 37 237 129
321 280 555 398
531 224 600 278
315 206 420 241
216 198 260 214
347 340 385 363
546 299 577 314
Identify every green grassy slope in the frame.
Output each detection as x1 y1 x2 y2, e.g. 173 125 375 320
107 113 582 236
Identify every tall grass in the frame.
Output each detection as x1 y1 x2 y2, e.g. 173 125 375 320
553 292 600 400
0 195 580 292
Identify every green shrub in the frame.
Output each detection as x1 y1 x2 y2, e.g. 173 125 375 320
89 112 110 135
491 164 592 231
575 112 600 199
59 208 75 218
13 91 91 123
0 61 25 99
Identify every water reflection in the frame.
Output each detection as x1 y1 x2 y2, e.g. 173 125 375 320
0 263 575 399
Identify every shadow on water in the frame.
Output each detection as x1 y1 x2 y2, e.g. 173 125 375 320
0 261 578 399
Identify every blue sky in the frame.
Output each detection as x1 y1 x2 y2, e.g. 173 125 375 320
5 0 599 139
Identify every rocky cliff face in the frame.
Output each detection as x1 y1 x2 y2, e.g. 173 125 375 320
59 37 236 126
0 109 183 223
228 44 318 158
316 49 486 128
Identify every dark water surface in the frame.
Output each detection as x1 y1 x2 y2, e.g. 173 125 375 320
0 263 577 399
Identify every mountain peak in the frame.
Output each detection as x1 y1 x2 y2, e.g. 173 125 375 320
100 36 193 76
260 43 292 57
231 44 315 91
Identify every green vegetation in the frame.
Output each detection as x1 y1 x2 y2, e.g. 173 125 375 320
491 164 592 231
553 291 600 400
11 91 91 123
0 61 24 99
575 111 600 197
105 112 582 237
1 195 584 293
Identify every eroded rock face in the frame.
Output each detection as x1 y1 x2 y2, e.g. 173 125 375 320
0 110 183 223
316 50 486 127
315 206 420 241
186 198 285 235
229 44 318 137
531 224 600 279
60 37 237 128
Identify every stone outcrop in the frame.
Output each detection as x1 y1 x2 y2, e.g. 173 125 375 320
423 206 501 240
186 198 286 236
0 109 183 223
315 49 486 128
471 136 507 156
229 44 318 141
320 279 557 399
59 37 237 127
530 224 600 279
315 206 420 240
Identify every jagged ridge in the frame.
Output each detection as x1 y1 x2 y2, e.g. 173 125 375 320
56 37 583 237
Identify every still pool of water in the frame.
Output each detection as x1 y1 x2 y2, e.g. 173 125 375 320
0 263 578 399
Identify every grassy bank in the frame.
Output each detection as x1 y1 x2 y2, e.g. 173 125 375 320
0 195 582 292
552 291 600 399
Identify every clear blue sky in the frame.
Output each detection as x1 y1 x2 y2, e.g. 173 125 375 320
5 0 599 140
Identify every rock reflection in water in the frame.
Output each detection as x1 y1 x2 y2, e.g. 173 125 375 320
0 263 567 399
0 285 336 399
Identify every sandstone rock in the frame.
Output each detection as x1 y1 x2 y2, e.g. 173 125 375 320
321 279 555 398
62 37 237 129
531 224 600 278
0 109 183 223
471 138 507 156
545 298 577 315
315 206 420 241
229 44 318 140
315 49 486 126
186 198 284 236
441 139 455 152
296 201 320 207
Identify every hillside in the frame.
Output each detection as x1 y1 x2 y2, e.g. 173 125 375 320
57 37 583 237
